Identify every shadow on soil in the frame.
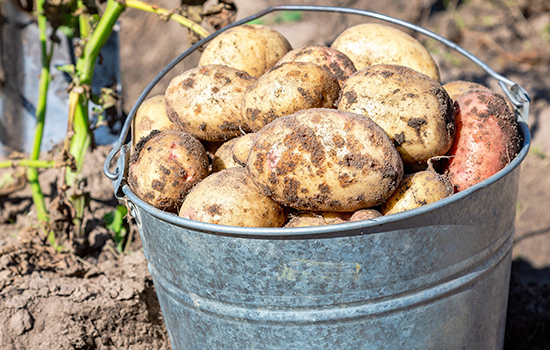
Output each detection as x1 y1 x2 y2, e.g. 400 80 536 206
505 258 550 350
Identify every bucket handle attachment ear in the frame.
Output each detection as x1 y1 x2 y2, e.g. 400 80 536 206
103 4 531 196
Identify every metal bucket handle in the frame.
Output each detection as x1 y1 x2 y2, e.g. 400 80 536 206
103 4 531 199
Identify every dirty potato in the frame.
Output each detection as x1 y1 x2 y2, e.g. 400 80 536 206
443 80 515 112
284 211 352 228
164 65 255 141
348 209 382 221
338 64 455 165
284 212 327 228
198 24 292 78
179 167 287 227
232 132 256 166
128 130 209 213
276 45 357 87
242 62 340 132
443 80 491 100
381 169 454 215
331 23 441 82
211 137 241 173
444 89 522 192
247 108 404 212
132 95 177 149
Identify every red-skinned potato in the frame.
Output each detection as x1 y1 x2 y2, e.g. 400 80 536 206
443 80 515 112
128 130 209 213
444 89 522 192
443 80 491 100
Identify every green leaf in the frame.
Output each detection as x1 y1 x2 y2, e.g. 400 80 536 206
274 11 303 24
104 205 128 252
247 18 265 25
104 205 127 232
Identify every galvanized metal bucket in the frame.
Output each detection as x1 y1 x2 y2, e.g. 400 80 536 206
104 5 532 350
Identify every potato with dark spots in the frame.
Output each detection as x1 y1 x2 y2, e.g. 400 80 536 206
443 80 515 112
443 80 491 100
242 62 341 132
128 130 209 213
338 64 456 165
211 137 241 173
276 45 357 88
331 23 441 82
198 24 292 78
164 65 255 141
132 95 177 150
179 167 287 227
443 89 522 192
381 169 454 215
247 108 403 212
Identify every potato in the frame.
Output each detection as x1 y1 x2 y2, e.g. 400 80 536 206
198 24 292 78
349 209 382 221
444 89 522 192
284 213 327 228
381 169 454 215
284 209 381 227
443 80 515 112
247 108 404 212
178 167 287 227
132 95 176 149
164 65 255 141
331 23 441 82
211 137 241 173
284 211 351 228
443 80 491 100
242 62 340 132
338 64 455 165
128 130 209 213
276 45 357 87
232 132 256 166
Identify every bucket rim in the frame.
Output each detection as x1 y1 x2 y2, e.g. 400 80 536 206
106 5 533 239
122 121 530 238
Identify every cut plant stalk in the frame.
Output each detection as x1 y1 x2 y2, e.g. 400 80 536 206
17 0 212 250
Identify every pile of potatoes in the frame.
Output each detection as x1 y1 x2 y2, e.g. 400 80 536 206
128 22 522 228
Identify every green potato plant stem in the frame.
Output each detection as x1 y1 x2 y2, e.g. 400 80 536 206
0 0 211 249
65 0 125 188
29 0 54 246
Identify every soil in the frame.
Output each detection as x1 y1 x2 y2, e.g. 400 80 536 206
1 0 550 349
